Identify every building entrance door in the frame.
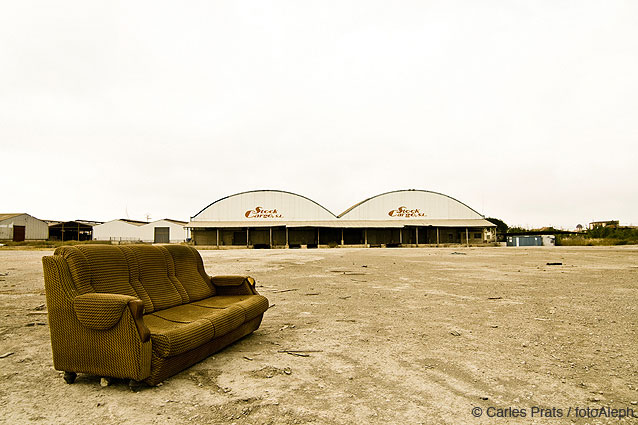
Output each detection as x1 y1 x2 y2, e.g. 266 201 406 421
13 225 26 242
154 227 170 243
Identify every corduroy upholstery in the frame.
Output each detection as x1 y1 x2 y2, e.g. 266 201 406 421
42 244 268 386
162 244 215 301
74 293 137 330
193 295 270 321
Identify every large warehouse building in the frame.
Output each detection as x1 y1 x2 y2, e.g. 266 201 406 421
187 190 496 248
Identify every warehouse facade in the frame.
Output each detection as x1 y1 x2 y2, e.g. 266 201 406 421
0 213 49 241
187 190 496 248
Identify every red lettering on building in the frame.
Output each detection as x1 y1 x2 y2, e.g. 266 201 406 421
245 207 283 219
388 206 426 218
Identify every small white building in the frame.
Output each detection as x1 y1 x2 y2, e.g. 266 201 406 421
138 219 187 243
0 213 49 241
93 218 187 243
92 219 146 242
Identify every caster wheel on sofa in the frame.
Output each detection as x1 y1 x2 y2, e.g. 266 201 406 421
63 372 77 384
128 379 143 392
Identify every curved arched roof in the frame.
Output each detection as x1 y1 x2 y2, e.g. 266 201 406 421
192 190 337 222
338 189 485 220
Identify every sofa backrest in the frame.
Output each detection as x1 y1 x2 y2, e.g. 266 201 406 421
161 245 215 302
54 244 214 314
119 245 189 312
55 245 144 300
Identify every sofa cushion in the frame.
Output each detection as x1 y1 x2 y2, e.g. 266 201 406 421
193 295 269 321
162 245 215 301
145 304 245 357
153 303 246 336
144 315 215 358
119 245 189 311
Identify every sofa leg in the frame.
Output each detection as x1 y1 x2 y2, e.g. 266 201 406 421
63 372 77 384
128 379 143 392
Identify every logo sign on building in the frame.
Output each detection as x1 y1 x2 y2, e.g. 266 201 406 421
245 207 283 219
388 206 426 218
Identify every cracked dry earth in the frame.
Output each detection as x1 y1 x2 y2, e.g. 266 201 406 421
0 246 637 424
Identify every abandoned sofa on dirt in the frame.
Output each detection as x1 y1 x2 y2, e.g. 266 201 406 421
41 244 269 389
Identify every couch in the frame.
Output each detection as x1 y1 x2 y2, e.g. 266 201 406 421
41 244 268 389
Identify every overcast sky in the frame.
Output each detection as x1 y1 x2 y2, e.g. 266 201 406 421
2 1 637 229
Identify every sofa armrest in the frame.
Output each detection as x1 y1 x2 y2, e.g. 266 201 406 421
211 275 259 295
73 293 150 342
42 255 152 381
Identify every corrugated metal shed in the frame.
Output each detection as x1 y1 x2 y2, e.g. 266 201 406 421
93 219 145 241
0 213 49 241
47 220 98 241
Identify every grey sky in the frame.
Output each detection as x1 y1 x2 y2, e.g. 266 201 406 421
2 1 637 229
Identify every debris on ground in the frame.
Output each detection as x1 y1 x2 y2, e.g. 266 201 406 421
487 297 503 300
450 331 461 336
451 252 466 255
0 352 14 359
252 366 292 379
546 262 563 266
277 350 323 357
279 324 295 331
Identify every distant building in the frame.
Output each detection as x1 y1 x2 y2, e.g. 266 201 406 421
187 189 496 248
93 218 187 243
46 220 102 241
588 220 619 229
0 213 49 241
93 219 147 242
575 224 583 232
506 235 555 247
138 219 188 243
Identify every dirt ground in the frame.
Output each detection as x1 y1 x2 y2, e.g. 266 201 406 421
0 246 637 424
